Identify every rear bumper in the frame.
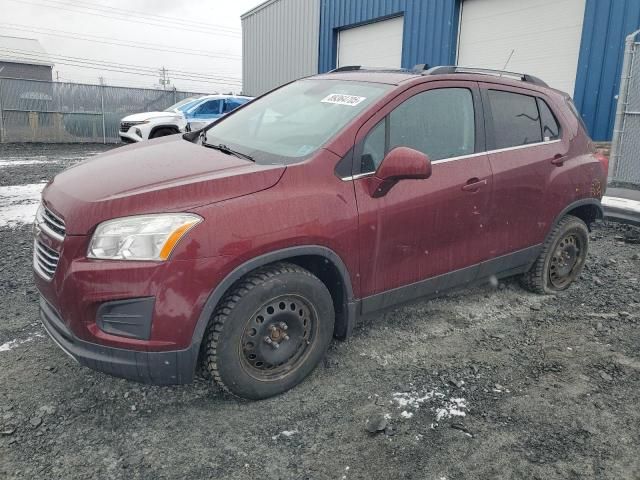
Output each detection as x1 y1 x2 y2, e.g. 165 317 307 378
39 296 197 385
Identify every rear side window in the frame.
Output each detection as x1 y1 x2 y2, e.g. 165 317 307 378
194 100 221 115
223 98 244 113
388 88 475 161
488 90 541 149
537 98 561 141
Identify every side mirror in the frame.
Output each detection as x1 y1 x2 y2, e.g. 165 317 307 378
368 147 432 198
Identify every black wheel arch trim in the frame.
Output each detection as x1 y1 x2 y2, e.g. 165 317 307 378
550 198 603 234
149 124 181 137
189 245 356 363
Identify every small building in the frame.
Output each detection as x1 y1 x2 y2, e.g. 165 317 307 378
241 0 640 141
0 35 54 81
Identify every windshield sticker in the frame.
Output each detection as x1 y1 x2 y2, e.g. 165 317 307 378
321 94 367 107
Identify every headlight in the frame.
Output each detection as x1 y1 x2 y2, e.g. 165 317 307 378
87 214 201 261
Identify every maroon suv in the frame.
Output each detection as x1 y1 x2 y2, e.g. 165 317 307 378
34 66 607 399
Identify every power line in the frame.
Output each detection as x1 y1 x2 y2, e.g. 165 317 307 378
0 47 241 82
0 23 241 61
8 0 242 38
61 0 241 34
0 54 242 87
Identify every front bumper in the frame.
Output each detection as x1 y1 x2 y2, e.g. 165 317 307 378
39 296 197 385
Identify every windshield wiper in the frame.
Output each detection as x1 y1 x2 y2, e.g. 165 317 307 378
202 140 254 162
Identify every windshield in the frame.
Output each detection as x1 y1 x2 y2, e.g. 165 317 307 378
204 79 391 160
164 97 202 112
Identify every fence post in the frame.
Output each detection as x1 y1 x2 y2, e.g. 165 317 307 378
609 29 640 184
0 79 4 143
100 84 106 144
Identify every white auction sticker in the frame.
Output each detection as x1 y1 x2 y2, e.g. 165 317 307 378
321 93 367 106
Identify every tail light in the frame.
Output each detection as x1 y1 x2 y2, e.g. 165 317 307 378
595 152 609 176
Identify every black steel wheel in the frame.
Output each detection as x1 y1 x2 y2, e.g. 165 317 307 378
521 214 589 294
203 262 334 399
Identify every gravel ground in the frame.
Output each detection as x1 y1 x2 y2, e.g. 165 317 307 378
1 144 639 480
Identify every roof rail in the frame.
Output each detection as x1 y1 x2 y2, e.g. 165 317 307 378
329 65 362 72
424 66 549 87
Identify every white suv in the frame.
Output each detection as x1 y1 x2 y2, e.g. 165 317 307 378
119 95 252 143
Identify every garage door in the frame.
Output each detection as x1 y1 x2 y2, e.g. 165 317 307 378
457 0 586 95
338 16 404 68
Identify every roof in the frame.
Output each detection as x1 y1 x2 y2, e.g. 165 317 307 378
241 0 283 19
0 35 53 67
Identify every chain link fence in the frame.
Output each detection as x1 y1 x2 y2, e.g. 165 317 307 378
610 30 640 187
0 77 208 143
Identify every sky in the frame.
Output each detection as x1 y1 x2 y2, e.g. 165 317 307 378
0 0 265 93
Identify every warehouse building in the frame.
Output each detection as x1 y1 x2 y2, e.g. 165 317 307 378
241 0 640 141
0 35 53 81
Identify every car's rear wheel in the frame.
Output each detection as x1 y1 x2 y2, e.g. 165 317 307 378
203 262 335 399
521 214 589 294
150 127 177 139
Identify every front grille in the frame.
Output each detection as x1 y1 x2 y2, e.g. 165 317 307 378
120 121 138 132
42 205 66 238
34 238 61 281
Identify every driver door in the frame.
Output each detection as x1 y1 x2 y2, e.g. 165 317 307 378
351 82 494 311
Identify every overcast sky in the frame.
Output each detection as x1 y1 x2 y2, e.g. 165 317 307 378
0 0 264 93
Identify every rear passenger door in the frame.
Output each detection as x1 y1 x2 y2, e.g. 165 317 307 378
480 84 566 258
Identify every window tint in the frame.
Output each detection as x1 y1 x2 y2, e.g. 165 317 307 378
537 98 560 141
361 119 386 172
488 90 541 149
388 88 475 161
223 98 244 113
195 100 221 115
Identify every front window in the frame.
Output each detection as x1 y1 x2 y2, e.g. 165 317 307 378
360 88 476 174
204 79 391 160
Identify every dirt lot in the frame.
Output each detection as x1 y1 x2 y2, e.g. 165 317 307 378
1 144 639 480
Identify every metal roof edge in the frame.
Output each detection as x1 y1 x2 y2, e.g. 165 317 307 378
241 0 284 20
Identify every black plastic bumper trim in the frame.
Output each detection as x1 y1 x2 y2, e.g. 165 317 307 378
39 296 196 385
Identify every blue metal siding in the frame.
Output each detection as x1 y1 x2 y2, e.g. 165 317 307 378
574 0 640 141
319 0 459 73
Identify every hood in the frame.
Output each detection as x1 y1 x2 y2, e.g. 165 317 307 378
121 111 182 122
43 136 286 235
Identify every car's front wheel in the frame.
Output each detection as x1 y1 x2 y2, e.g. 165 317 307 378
522 214 589 294
150 127 177 139
203 262 335 399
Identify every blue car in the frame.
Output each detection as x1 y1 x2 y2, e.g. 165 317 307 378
184 94 253 132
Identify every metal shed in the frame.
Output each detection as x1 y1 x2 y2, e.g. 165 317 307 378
241 0 320 96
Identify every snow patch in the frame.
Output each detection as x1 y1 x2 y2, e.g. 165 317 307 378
435 398 467 421
271 429 299 440
392 388 468 424
0 183 46 228
0 159 49 167
0 334 42 352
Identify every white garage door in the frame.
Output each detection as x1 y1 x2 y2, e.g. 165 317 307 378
338 16 404 68
457 0 586 95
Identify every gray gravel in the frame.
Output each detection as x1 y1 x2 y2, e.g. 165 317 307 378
1 144 640 480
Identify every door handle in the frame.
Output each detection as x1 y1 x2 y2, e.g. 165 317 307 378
461 178 488 192
551 154 566 166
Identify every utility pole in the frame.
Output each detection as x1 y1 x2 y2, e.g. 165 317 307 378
98 76 105 86
55 70 60 82
159 67 171 90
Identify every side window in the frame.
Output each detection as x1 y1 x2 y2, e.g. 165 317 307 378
361 119 386 173
223 99 243 113
194 100 221 115
388 88 475 161
537 98 561 141
488 90 541 149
